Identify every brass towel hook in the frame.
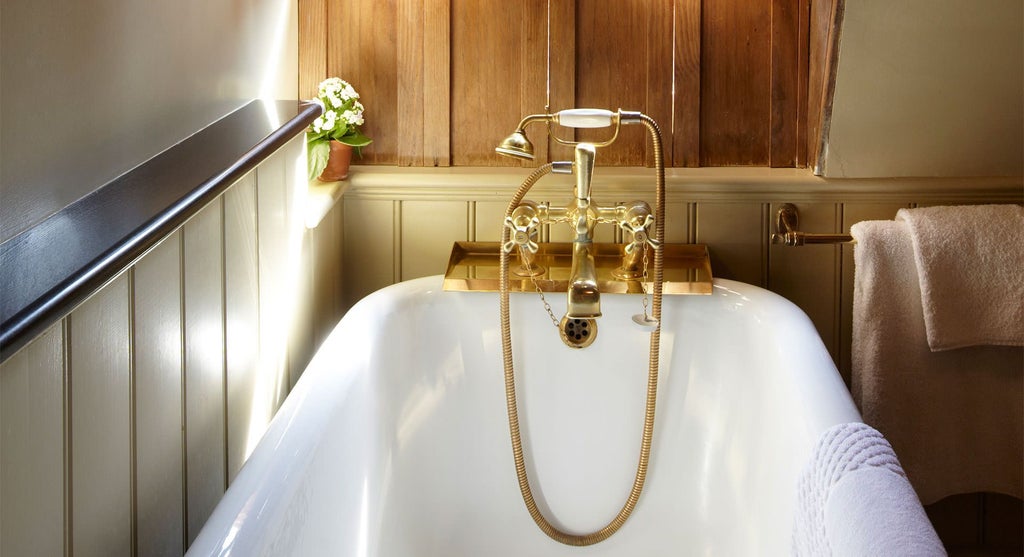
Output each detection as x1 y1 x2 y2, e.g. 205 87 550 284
771 203 855 246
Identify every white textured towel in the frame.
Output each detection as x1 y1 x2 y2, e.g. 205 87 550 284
792 422 945 557
896 204 1024 351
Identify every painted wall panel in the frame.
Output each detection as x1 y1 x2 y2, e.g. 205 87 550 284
183 200 226 545
401 201 469 280
224 174 261 482
256 148 294 421
133 232 185 557
70 274 132 557
0 322 64 557
768 202 840 358
696 202 766 286
343 199 396 308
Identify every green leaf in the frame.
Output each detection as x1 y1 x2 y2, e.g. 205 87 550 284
307 140 330 181
340 131 373 148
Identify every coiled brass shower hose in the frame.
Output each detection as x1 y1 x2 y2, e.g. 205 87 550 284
498 116 666 546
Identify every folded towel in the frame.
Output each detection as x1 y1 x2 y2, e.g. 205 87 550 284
896 204 1024 351
851 219 1023 504
792 422 945 557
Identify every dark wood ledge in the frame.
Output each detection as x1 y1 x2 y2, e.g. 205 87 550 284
0 100 321 362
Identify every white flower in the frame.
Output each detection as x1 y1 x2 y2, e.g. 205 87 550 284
341 109 364 127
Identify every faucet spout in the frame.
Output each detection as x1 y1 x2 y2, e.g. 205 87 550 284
567 241 601 318
566 143 601 318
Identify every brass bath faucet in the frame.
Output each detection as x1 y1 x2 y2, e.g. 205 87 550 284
499 112 659 320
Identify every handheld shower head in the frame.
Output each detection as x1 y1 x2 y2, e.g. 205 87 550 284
495 130 535 160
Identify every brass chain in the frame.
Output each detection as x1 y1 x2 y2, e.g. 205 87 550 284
518 245 560 328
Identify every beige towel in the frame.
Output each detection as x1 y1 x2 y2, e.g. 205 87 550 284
851 219 1023 504
896 204 1024 351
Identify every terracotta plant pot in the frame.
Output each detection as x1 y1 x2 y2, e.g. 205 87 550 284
318 140 353 182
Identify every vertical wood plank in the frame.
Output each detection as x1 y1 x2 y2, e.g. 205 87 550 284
451 0 529 166
0 324 64 557
574 1 651 166
71 275 132 557
423 0 451 166
521 0 551 164
769 0 809 167
298 0 328 98
401 201 469 280
645 0 676 167
768 202 840 358
397 0 425 167
701 0 773 166
223 174 260 482
183 200 226 545
327 0 399 164
674 0 702 167
133 232 185 557
547 0 578 163
807 0 843 173
695 202 766 286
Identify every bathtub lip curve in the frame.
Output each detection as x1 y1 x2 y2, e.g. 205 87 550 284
186 275 862 556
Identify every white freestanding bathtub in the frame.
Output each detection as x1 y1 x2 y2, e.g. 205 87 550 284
186 275 862 556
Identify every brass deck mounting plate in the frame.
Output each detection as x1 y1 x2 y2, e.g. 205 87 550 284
443 241 713 295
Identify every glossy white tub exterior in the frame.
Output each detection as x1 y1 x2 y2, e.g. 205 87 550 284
186 275 860 556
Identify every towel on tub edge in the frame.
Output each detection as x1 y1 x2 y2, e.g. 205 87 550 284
792 422 945 557
895 204 1024 351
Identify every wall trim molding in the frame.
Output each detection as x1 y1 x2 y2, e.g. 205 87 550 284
343 166 1023 204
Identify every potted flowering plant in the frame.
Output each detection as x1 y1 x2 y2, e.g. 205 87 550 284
307 77 372 181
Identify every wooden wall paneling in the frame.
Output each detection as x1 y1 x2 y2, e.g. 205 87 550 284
521 0 553 164
397 0 426 167
696 202 767 286
423 0 451 167
645 0 676 168
343 199 397 310
70 274 132 557
182 200 226 546
401 201 470 280
574 1 662 166
673 0 702 167
544 0 578 163
133 233 186 557
807 0 843 174
700 1 773 166
223 174 260 482
298 0 328 98
769 0 810 167
837 202 908 386
768 202 840 358
327 0 399 164
451 1 534 166
0 323 64 557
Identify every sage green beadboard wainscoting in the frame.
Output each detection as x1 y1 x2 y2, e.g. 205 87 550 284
0 136 347 557
337 167 1022 387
